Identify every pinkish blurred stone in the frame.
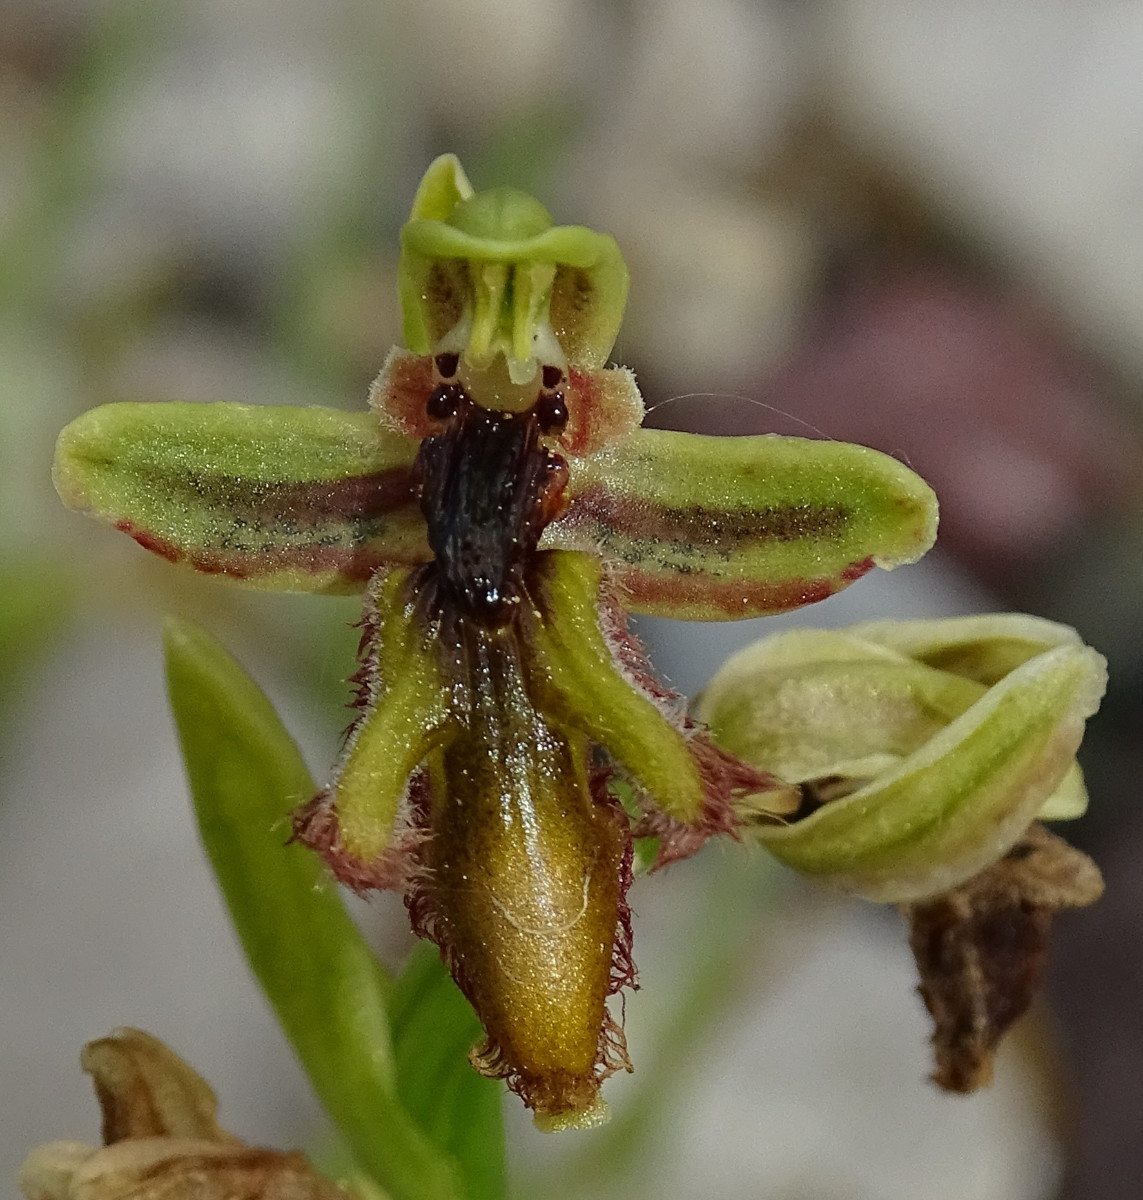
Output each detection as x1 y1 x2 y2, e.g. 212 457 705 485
755 265 1143 582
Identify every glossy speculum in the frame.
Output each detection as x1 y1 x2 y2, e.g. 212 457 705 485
415 384 569 626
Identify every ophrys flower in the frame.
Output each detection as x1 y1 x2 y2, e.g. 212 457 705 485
53 155 937 1127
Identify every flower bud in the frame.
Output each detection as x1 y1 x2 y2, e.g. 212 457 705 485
699 615 1107 901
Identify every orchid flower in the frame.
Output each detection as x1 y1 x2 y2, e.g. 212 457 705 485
700 613 1106 1089
54 154 938 1128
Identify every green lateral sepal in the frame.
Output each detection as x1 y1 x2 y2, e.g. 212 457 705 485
548 429 939 620
54 402 429 593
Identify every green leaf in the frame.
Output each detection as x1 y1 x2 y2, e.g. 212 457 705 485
551 429 939 620
390 945 507 1200
164 616 468 1200
56 403 428 594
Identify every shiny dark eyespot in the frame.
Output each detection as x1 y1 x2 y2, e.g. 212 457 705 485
435 352 460 378
427 383 464 420
536 391 568 435
542 364 563 389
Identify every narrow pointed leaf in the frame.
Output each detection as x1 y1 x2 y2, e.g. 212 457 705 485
56 403 429 593
547 430 938 620
740 644 1107 901
164 617 465 1200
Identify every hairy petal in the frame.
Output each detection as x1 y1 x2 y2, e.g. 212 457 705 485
729 644 1106 901
54 402 428 592
561 366 644 457
319 570 457 866
547 429 938 619
526 551 707 823
369 347 438 440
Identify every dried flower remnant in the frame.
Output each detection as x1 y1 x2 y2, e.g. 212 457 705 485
700 613 1106 1088
19 1029 347 1200
905 823 1103 1092
53 155 938 1127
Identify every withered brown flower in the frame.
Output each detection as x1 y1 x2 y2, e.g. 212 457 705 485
19 1029 348 1200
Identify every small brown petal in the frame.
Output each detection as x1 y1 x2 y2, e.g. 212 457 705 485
903 823 1103 1092
37 1139 345 1200
19 1031 348 1200
80 1028 238 1146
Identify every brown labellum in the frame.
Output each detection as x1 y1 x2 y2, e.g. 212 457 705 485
417 622 634 1123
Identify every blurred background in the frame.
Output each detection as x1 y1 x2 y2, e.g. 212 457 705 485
2 2 1142 1197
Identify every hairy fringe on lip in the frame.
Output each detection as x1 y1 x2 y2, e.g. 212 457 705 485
403 763 637 1115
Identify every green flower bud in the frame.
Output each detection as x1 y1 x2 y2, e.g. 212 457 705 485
699 615 1107 901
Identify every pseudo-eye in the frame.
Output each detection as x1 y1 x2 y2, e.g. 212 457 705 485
53 155 938 1128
